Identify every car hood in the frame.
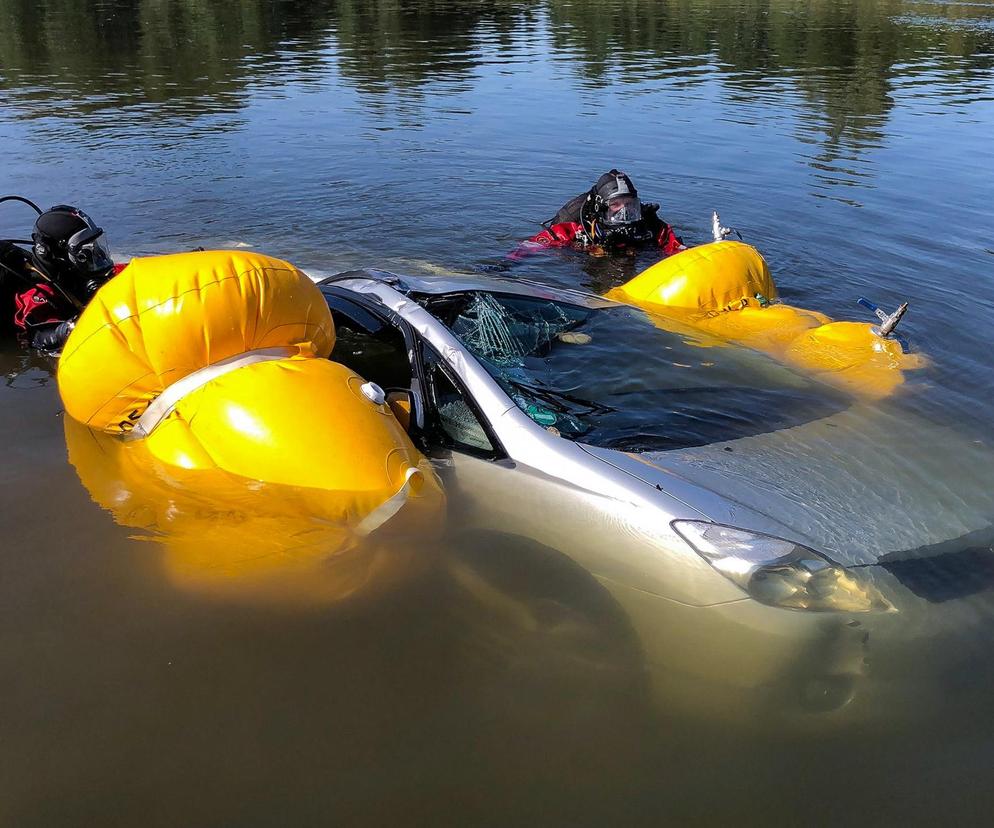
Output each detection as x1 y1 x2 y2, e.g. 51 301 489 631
580 405 994 567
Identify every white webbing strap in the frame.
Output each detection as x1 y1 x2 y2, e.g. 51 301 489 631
126 346 295 441
355 467 421 536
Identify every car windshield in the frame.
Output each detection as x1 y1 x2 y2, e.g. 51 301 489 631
416 289 850 452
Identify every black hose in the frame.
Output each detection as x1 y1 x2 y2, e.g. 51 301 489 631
0 258 33 285
0 195 43 214
0 251 83 310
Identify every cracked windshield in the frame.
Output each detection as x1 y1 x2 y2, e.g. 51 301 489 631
2 1 994 825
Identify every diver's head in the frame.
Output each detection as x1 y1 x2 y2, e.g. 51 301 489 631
32 205 114 296
593 169 642 231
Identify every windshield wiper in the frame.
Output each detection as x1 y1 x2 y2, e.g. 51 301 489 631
506 377 612 415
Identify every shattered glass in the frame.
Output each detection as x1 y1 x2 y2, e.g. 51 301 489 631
447 292 593 434
438 399 494 451
422 289 848 450
451 293 584 368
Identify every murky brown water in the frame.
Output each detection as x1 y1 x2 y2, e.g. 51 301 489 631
3 1 994 824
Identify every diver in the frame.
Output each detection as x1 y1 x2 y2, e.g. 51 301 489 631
0 197 118 351
513 169 686 259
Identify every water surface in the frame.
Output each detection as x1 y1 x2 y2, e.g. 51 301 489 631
2 1 994 824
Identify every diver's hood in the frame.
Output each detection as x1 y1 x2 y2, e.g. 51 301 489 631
581 405 994 567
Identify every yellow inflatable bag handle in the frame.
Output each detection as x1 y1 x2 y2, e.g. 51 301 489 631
58 250 335 432
613 241 777 312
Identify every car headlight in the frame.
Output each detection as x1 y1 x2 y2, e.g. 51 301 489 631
672 521 893 613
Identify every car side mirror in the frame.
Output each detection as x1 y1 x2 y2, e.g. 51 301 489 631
385 389 412 432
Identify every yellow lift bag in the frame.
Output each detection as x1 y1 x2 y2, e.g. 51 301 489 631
58 250 444 604
608 241 925 398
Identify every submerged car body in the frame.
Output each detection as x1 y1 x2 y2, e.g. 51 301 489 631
317 268 994 725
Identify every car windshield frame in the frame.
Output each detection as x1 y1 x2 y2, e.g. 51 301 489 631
411 287 851 453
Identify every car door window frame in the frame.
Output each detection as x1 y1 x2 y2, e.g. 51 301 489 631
414 339 506 461
321 285 506 461
323 289 414 388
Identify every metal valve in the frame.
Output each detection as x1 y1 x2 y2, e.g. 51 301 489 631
711 211 742 243
857 297 909 338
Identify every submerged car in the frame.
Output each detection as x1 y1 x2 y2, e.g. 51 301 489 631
317 268 994 725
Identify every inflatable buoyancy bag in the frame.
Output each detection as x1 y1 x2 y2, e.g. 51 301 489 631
143 356 424 512
58 250 445 603
610 241 777 312
783 320 925 399
58 249 336 431
607 241 925 398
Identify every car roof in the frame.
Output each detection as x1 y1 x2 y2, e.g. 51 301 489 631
317 267 619 310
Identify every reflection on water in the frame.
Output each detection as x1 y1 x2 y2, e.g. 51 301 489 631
3 0 993 142
61 417 442 607
3 0 994 824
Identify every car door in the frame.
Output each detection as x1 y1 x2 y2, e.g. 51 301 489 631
322 288 647 688
413 336 606 550
321 287 626 568
414 334 648 698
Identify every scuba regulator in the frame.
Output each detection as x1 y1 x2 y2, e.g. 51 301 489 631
576 170 654 249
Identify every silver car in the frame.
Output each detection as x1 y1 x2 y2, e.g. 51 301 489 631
318 268 994 727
